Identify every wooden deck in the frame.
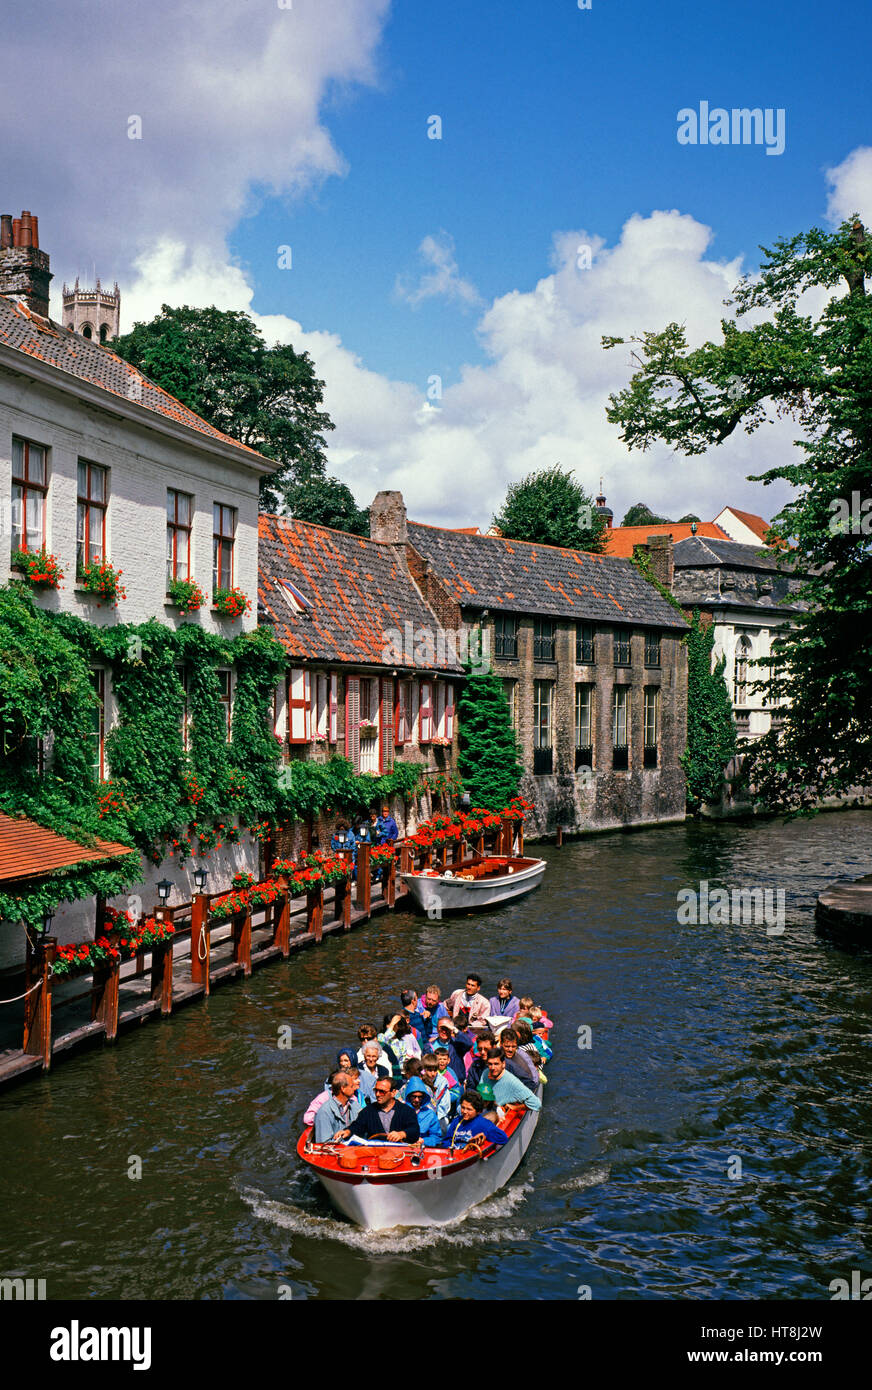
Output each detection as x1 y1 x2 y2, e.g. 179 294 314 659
815 873 872 947
0 821 523 1091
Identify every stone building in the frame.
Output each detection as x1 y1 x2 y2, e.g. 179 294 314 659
670 534 804 740
62 277 121 343
368 491 689 837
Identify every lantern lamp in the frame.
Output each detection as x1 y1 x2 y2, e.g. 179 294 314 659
157 878 173 905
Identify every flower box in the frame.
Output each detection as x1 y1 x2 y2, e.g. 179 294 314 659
11 547 65 589
79 559 126 605
166 577 206 614
213 586 251 619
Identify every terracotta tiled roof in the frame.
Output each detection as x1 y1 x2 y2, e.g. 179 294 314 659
602 522 730 558
0 296 270 466
258 515 463 670
0 812 135 885
407 523 687 629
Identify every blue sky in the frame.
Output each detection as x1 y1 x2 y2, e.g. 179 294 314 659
236 0 868 388
8 0 872 524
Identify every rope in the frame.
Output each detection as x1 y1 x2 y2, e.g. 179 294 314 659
0 977 43 1006
197 926 207 961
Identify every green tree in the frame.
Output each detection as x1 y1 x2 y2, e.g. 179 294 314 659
457 664 523 809
492 465 607 551
603 217 872 812
114 305 367 531
621 502 673 526
680 611 737 811
677 513 701 524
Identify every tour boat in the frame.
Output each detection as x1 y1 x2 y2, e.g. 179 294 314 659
400 855 546 914
297 1094 541 1230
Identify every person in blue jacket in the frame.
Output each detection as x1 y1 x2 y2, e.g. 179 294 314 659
376 803 399 844
444 1091 509 1148
403 1078 445 1148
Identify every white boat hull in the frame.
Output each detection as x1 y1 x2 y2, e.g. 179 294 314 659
401 857 546 914
309 1104 540 1230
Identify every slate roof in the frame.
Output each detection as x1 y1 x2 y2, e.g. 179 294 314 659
407 522 687 629
673 537 787 572
258 514 463 670
0 812 135 885
603 521 729 557
0 296 270 466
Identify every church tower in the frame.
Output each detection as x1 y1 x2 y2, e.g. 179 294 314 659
62 276 121 343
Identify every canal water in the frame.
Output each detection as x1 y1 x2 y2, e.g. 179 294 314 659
1 810 871 1301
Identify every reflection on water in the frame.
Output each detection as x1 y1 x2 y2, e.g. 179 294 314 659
1 810 871 1300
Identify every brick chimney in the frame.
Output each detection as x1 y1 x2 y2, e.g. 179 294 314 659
646 532 675 590
0 210 53 317
369 490 408 544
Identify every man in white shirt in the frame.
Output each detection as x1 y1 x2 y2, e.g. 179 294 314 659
446 973 490 1026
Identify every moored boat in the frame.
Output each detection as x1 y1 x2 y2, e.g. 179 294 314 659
400 855 546 914
298 1095 540 1230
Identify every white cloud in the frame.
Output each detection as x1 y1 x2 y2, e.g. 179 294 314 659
394 232 483 310
825 147 872 225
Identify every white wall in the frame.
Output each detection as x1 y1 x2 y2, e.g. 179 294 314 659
0 370 261 633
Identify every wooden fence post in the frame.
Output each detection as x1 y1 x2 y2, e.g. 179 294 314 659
151 940 174 1015
555 825 563 848
91 953 120 1041
232 906 252 977
475 832 484 860
273 883 290 957
384 852 397 908
334 875 352 929
356 845 372 918
23 935 55 1069
500 816 514 856
398 844 412 899
190 894 211 995
517 822 524 855
307 884 324 942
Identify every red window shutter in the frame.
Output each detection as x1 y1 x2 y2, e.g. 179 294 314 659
380 678 394 772
420 680 433 743
445 683 455 740
345 676 360 769
329 672 338 743
288 668 310 743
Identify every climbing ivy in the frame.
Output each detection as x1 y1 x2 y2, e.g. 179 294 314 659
457 663 523 809
681 609 737 811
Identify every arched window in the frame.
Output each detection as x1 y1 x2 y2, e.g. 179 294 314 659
734 635 752 706
100 323 110 343
81 323 93 339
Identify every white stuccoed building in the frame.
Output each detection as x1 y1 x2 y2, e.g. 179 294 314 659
0 212 274 960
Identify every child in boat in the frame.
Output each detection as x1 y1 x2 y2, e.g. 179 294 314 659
444 1091 509 1148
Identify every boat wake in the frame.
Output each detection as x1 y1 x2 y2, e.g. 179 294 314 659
557 1163 611 1191
239 1178 534 1252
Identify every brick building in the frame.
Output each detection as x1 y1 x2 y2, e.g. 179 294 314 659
368 491 689 837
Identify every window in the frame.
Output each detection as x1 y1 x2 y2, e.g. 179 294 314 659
217 669 232 742
395 679 414 744
90 670 106 779
419 680 433 743
11 437 47 555
99 324 109 344
76 461 107 574
167 489 193 583
734 635 752 706
613 628 632 666
503 679 519 729
287 668 311 744
533 618 556 662
177 665 190 750
311 673 329 740
533 680 553 774
82 324 93 340
358 677 380 774
644 687 659 768
612 686 629 770
494 615 518 659
575 684 594 772
576 623 595 665
212 503 236 594
644 632 661 667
